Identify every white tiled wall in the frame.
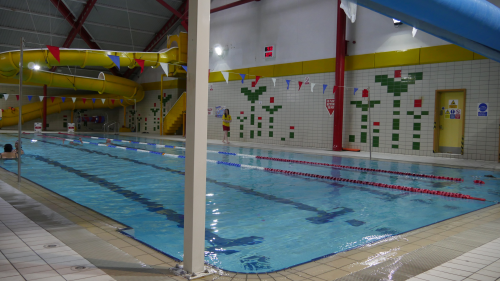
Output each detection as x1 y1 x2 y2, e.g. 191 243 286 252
207 59 500 161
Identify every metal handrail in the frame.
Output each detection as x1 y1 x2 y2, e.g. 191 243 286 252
106 122 119 134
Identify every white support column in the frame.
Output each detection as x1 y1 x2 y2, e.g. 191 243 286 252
184 0 210 274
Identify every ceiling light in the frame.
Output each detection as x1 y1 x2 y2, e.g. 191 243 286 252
33 64 40 70
214 46 223 56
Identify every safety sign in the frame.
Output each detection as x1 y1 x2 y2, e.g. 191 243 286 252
444 109 450 119
450 109 456 119
455 109 461 120
208 107 213 116
478 103 488 117
67 123 75 133
34 122 42 133
449 100 458 108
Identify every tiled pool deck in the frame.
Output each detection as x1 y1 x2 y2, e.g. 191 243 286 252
0 132 499 280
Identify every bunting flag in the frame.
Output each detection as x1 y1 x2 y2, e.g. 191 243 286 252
27 95 32 101
272 78 277 87
3 94 8 100
333 86 338 94
412 27 418 37
111 99 115 104
120 99 123 104
39 96 44 102
101 99 106 104
298 81 303 91
82 98 87 104
72 97 76 103
255 76 260 86
181 65 188 72
46 45 61 63
61 97 66 103
286 80 291 90
208 69 210 80
323 84 327 94
108 55 120 70
135 59 145 73
354 88 359 95
160 62 169 76
311 83 316 92
221 72 229 83
50 97 55 103
16 95 19 101
92 98 96 104
239 74 246 84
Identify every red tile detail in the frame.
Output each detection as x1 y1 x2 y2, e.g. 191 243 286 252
258 117 262 120
395 70 401 78
414 99 422 108
270 97 274 103
145 118 148 121
240 111 244 114
373 122 380 126
252 81 256 87
290 126 294 130
154 103 156 107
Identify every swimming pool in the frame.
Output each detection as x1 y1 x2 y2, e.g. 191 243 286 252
0 133 498 273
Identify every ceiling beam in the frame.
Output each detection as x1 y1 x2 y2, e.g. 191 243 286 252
62 0 97 48
65 0 168 20
49 0 121 76
123 0 188 78
156 0 184 19
210 0 260 14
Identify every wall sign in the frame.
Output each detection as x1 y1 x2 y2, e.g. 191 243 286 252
326 99 335 115
449 99 458 108
34 122 42 133
67 123 75 133
264 45 275 59
215 106 226 118
478 103 488 117
208 107 213 116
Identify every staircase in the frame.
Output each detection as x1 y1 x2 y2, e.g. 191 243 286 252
163 92 186 135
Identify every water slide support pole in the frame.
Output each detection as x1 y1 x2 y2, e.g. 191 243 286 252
184 0 210 274
43 85 47 130
134 99 138 141
18 37 24 183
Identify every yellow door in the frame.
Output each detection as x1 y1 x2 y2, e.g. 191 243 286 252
438 91 465 154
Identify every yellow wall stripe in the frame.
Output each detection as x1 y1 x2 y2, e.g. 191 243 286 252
420 45 473 64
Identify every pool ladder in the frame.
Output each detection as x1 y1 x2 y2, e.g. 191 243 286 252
105 122 119 135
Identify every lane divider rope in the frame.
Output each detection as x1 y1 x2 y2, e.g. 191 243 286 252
38 134 484 201
57 132 463 181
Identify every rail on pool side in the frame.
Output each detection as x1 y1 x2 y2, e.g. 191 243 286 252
57 133 464 182
34 134 485 202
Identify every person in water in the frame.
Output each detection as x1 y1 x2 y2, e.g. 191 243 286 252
63 138 84 146
222 109 232 144
1 144 18 159
14 141 24 155
105 139 117 146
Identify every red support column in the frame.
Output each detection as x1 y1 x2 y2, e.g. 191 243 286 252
333 0 346 151
42 85 47 131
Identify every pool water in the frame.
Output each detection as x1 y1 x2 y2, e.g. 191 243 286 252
0 133 498 273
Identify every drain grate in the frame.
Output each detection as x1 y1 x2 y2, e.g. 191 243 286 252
71 266 88 271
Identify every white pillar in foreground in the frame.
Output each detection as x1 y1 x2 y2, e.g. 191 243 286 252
184 0 210 274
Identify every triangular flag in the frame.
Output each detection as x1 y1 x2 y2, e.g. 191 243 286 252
39 96 44 102
46 45 60 63
255 76 260 86
61 97 66 102
135 59 145 73
92 98 96 104
298 81 303 91
354 88 359 95
160 62 169 76
286 80 291 90
108 55 120 71
3 94 9 100
28 95 32 101
412 27 418 37
208 69 210 80
72 97 76 103
311 83 316 92
82 98 86 104
333 86 338 94
50 97 55 103
16 95 19 101
120 99 123 104
272 78 277 87
101 99 106 104
182 65 188 72
239 74 246 84
221 72 229 83
323 84 327 94
111 99 115 104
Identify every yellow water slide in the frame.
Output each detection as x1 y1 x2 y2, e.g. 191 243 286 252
0 33 187 128
163 92 186 134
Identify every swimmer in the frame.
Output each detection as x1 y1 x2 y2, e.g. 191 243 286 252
1 144 18 159
14 140 24 155
105 139 117 146
63 138 84 146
